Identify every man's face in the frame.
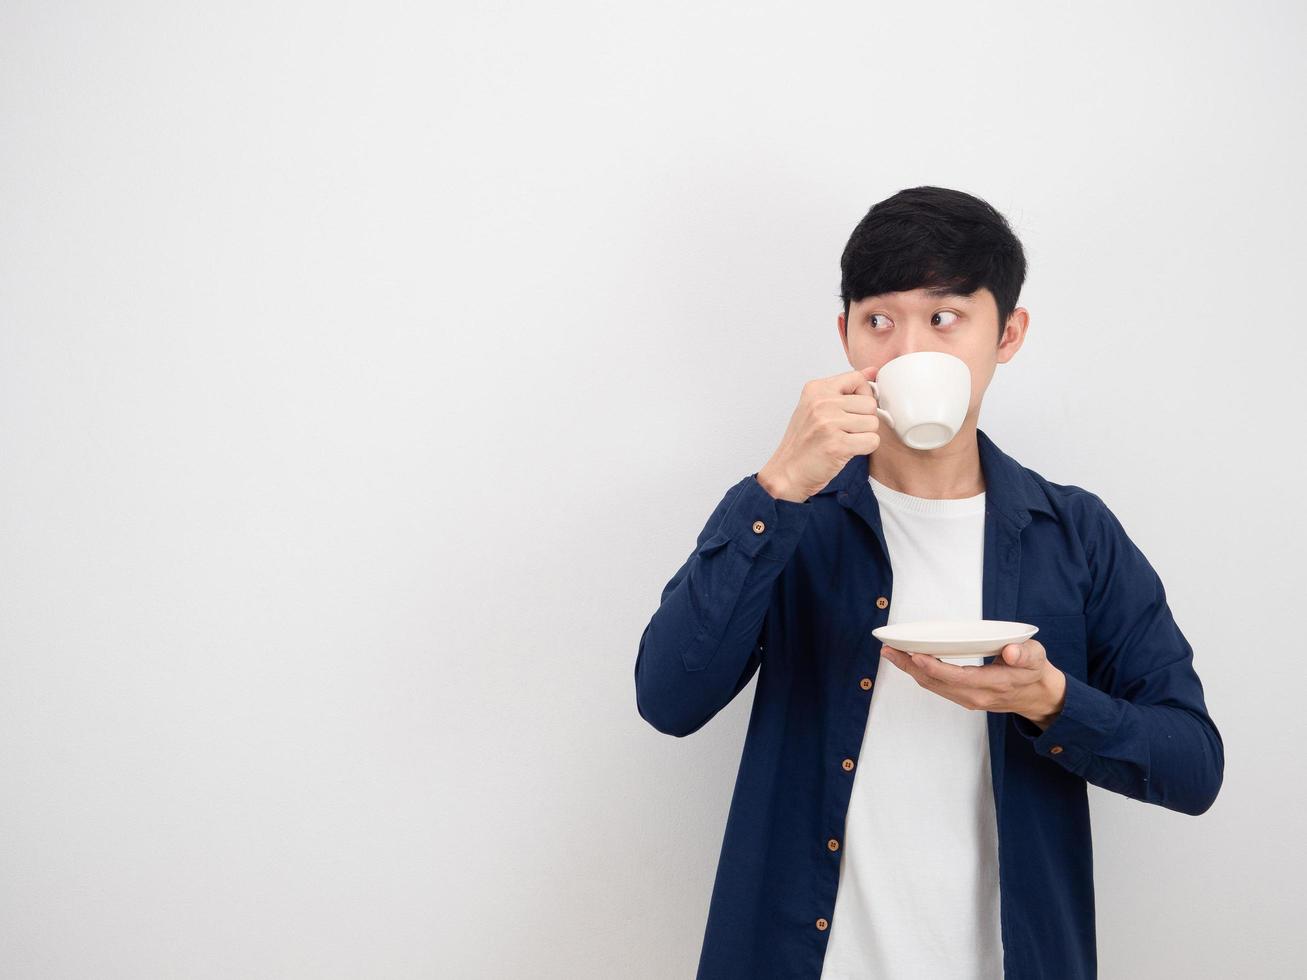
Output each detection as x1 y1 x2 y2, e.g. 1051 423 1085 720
837 286 1028 431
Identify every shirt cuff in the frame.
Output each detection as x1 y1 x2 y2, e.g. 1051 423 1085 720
710 474 813 561
1010 671 1128 769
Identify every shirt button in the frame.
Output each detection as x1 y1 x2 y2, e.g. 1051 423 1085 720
875 596 889 609
816 917 829 931
841 758 855 772
752 520 766 534
1051 745 1064 754
859 677 873 690
827 838 840 852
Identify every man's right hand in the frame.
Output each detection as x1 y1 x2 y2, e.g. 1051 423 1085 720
756 366 883 502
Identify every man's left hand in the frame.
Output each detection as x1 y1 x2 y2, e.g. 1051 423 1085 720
879 639 1067 731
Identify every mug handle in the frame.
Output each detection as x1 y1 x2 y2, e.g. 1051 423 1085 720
867 379 895 432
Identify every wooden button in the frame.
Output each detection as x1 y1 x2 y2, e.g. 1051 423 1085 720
752 520 766 534
841 758 855 771
875 596 888 609
827 838 839 852
1051 745 1063 755
859 677 873 691
816 917 829 931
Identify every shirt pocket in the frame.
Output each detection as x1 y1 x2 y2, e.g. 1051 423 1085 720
1024 612 1088 680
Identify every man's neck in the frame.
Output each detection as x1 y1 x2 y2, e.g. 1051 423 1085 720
867 422 985 500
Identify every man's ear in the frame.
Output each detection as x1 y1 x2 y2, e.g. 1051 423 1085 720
996 308 1029 363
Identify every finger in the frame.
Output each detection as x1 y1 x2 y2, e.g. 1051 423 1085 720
837 409 881 434
834 366 879 395
880 645 909 670
835 392 881 415
908 652 976 681
884 647 944 674
900 653 953 697
1002 640 1043 668
893 649 937 679
913 653 968 681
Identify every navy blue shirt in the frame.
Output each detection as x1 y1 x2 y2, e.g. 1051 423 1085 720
634 428 1224 979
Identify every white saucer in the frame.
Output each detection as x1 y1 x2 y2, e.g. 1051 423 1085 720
872 620 1039 660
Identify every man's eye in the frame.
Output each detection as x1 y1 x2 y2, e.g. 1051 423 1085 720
868 311 960 329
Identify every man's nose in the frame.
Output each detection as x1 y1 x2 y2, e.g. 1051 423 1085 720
890 332 931 358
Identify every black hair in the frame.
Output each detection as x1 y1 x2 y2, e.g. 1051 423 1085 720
839 186 1027 345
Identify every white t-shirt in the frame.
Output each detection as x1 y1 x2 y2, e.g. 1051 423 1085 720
819 474 1004 980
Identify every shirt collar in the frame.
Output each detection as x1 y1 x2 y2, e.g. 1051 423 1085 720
813 427 1056 522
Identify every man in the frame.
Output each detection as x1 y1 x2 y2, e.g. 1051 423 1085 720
633 186 1224 979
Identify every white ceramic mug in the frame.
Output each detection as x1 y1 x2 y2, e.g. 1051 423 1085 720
867 351 972 450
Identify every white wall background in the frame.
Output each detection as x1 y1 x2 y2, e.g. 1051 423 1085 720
2 1 1303 977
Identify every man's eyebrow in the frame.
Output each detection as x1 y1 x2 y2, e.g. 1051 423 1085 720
861 288 972 305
